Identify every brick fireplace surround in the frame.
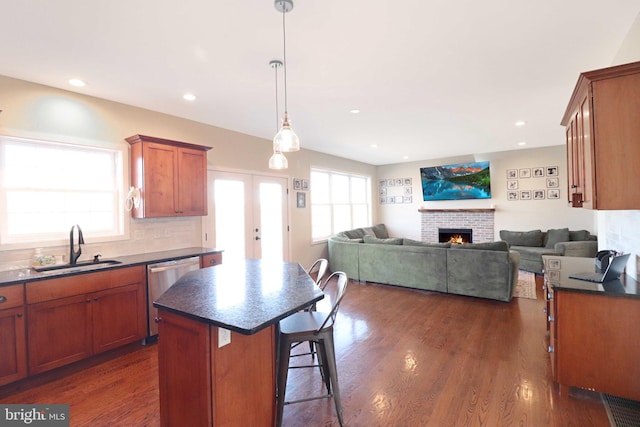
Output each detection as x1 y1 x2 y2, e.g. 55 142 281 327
419 208 495 243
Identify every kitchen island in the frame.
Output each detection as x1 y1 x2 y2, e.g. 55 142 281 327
153 259 324 427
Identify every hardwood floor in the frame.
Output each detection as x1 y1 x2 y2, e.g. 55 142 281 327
0 277 610 426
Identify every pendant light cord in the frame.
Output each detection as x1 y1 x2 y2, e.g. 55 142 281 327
282 6 288 115
274 63 280 132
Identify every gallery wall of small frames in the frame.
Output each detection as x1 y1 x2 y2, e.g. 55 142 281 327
506 166 560 201
379 178 413 204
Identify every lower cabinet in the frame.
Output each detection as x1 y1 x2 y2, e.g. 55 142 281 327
0 306 27 386
26 266 146 375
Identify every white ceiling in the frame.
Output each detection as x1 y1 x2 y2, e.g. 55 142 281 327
1 1 638 165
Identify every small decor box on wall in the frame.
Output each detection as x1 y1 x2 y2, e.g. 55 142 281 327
379 177 413 204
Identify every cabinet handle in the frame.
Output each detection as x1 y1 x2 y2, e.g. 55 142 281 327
0 296 6 303
86 299 91 303
209 259 217 265
547 292 553 300
154 317 162 323
548 315 554 322
94 297 99 301
543 308 547 314
548 345 554 353
16 312 23 318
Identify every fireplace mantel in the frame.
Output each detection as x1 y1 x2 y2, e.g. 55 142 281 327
418 208 495 213
420 208 495 243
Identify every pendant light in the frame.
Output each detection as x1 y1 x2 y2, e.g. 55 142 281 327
273 0 300 152
269 60 288 169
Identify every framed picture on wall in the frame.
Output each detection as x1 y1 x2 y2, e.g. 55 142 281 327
296 192 306 208
520 190 531 200
546 166 559 176
293 178 302 190
533 167 544 177
507 191 519 201
548 189 560 199
507 169 518 179
507 180 518 190
533 190 545 200
546 178 559 188
519 168 531 178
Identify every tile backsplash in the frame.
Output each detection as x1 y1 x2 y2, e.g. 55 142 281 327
0 216 203 272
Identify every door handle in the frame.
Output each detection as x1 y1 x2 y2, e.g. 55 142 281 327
255 236 261 240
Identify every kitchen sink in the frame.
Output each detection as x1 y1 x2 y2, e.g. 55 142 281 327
32 259 122 272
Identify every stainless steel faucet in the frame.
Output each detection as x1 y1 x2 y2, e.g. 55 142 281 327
69 224 85 265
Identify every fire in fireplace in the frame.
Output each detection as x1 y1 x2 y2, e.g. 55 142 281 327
438 228 472 244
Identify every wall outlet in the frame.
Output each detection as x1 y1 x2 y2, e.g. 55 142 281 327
218 328 231 348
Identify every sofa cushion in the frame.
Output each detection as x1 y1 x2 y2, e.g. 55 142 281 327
371 223 389 238
449 241 509 252
361 227 377 237
544 228 570 248
402 238 451 248
363 235 403 245
342 228 365 239
569 229 591 241
499 229 543 247
331 236 364 243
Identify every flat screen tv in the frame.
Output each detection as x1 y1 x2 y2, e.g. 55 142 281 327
420 161 491 201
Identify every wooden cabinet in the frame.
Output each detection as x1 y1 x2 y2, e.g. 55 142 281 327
26 266 146 375
562 61 640 209
0 284 27 386
200 252 222 268
127 134 211 218
157 309 276 427
542 256 640 401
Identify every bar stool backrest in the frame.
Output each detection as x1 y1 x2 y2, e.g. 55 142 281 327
317 271 348 332
306 258 329 286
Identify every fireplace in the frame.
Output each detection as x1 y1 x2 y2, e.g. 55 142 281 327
439 228 472 244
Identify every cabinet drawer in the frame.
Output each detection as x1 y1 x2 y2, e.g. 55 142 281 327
201 253 222 268
27 271 110 304
0 284 25 310
110 265 145 287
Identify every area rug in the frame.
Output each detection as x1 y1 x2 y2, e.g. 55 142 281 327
513 270 537 299
603 393 640 427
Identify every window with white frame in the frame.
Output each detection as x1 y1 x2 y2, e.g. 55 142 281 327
0 136 125 245
310 168 371 241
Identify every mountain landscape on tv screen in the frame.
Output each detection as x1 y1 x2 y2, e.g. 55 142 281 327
420 161 491 201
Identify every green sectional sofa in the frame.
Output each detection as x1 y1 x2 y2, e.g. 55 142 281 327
499 228 597 274
328 225 520 302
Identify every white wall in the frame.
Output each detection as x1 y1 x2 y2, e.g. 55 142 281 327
0 75 376 271
376 146 596 241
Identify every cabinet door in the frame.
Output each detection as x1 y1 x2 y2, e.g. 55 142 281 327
92 283 146 354
0 307 27 386
143 142 179 217
157 310 213 427
177 147 207 216
27 294 92 374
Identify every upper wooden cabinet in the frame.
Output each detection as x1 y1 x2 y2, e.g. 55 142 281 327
561 61 640 210
126 134 211 218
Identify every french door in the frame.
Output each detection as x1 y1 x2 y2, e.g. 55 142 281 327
205 171 289 263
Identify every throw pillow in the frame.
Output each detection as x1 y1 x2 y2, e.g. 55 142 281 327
569 230 590 241
545 228 570 248
371 224 389 239
450 241 509 252
343 228 365 239
499 230 543 247
361 227 377 237
363 235 403 245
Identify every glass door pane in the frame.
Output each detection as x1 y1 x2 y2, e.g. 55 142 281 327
213 178 247 264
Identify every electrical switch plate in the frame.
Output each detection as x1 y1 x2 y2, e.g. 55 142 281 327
218 327 231 348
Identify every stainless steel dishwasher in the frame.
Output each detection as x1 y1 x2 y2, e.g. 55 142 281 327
147 256 201 336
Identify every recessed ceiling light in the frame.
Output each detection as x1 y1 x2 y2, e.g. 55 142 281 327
518 141 527 146
370 144 378 148
183 93 196 101
403 155 409 160
68 78 86 87
514 120 527 126
350 109 361 114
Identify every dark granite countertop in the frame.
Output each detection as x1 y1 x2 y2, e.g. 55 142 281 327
0 247 223 287
552 275 640 298
153 259 324 335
